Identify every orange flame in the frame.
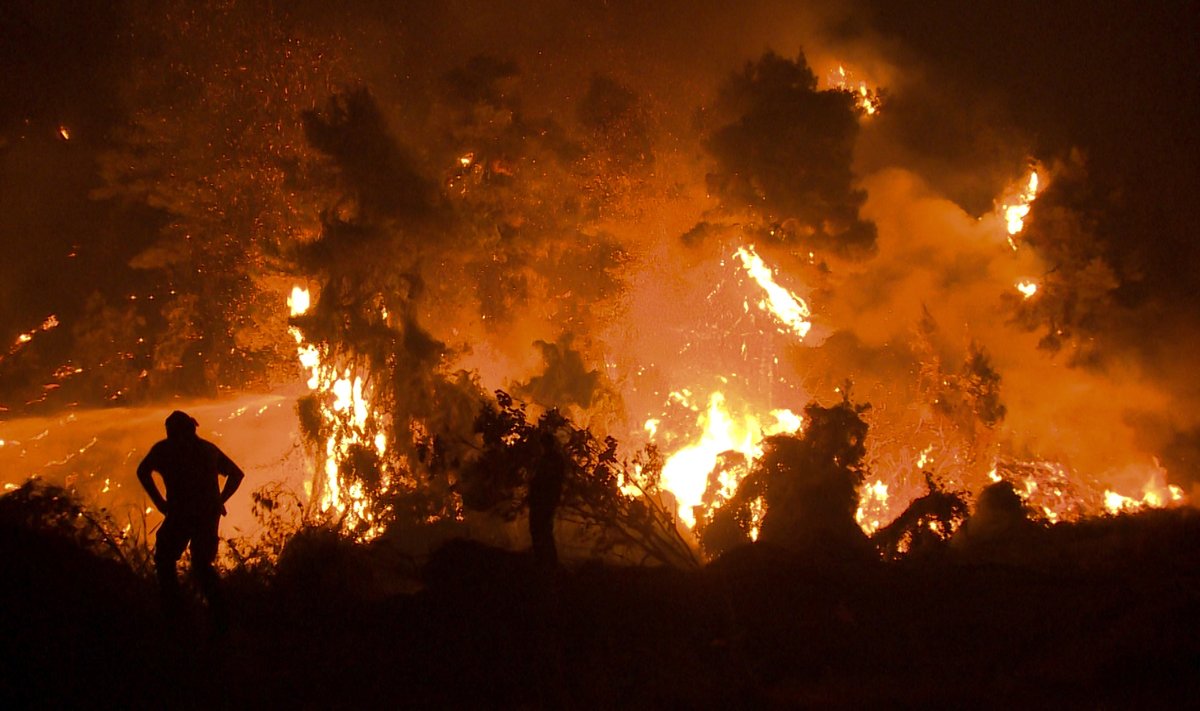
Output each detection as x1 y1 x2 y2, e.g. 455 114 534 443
655 391 800 530
734 245 812 340
287 285 388 537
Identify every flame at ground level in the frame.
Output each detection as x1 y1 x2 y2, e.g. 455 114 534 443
0 389 1190 562
655 392 801 529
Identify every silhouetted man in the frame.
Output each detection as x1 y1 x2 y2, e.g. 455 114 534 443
528 415 567 570
137 410 244 620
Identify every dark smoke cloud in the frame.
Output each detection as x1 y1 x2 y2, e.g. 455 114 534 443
862 0 1200 308
703 51 876 259
514 335 609 412
303 89 437 224
811 0 1200 489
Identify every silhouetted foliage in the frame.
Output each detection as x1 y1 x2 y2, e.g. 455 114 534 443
83 0 346 400
1006 156 1123 365
514 334 608 411
577 73 653 170
950 479 1044 561
0 479 151 574
873 472 970 560
460 390 698 566
225 481 310 574
698 392 873 559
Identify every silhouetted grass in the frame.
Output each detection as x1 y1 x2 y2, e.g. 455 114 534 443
3 481 1198 708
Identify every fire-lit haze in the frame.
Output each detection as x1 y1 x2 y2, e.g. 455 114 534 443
2 1 1198 554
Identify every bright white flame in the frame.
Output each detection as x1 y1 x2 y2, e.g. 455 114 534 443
644 419 660 439
660 393 757 528
769 409 803 434
1104 489 1138 515
1016 281 1039 299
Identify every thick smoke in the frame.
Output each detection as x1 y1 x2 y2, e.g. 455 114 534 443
3 0 1198 526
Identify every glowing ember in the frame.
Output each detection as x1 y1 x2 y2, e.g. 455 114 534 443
58 125 70 140
734 245 812 340
6 315 60 361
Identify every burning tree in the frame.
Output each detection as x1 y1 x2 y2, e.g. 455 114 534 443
872 473 970 560
281 86 697 565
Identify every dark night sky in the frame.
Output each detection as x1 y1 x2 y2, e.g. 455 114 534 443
866 1 1200 296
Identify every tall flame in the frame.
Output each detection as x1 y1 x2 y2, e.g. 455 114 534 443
734 245 812 340
288 285 388 536
999 170 1040 249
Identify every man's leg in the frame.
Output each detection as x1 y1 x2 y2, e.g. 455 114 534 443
154 516 189 615
189 515 226 629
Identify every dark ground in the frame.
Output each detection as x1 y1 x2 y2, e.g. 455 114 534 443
2 508 1198 709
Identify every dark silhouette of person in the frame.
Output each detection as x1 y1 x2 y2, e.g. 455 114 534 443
136 410 244 621
528 414 567 570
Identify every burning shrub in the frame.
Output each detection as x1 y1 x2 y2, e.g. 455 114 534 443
697 393 874 560
460 391 697 567
873 473 971 560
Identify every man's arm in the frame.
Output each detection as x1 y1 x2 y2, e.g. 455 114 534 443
217 450 245 506
136 450 168 513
